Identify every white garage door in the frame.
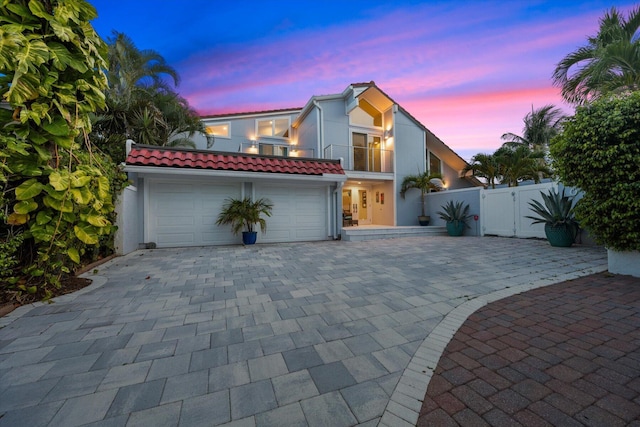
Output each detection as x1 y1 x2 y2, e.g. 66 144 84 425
256 185 328 243
148 180 242 247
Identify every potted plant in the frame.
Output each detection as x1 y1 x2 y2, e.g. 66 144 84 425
525 188 578 247
400 171 444 225
216 197 273 245
437 200 471 236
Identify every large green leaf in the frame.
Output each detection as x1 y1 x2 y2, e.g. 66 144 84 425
15 178 44 200
70 171 91 188
30 223 55 242
70 186 92 204
49 170 70 190
43 194 73 212
96 176 110 200
74 223 99 245
48 41 88 72
42 116 70 136
14 199 38 214
67 247 80 264
35 209 52 225
87 213 110 227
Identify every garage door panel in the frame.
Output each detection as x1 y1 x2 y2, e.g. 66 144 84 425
256 185 328 243
148 181 241 247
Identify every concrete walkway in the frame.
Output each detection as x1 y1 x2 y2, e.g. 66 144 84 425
0 237 606 426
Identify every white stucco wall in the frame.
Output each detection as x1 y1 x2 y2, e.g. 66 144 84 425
114 185 139 255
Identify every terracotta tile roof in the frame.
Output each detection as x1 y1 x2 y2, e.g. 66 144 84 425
126 145 345 176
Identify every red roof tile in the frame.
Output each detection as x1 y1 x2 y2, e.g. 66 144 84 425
126 145 345 176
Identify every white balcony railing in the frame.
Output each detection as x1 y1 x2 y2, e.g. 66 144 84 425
324 144 393 173
239 141 314 158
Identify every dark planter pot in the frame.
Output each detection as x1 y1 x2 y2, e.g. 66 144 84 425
418 216 430 226
242 231 258 245
446 221 465 236
544 224 575 247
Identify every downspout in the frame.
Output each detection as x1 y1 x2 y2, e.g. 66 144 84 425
333 181 344 239
392 105 398 226
313 100 324 158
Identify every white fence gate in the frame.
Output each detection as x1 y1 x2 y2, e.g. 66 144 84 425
480 182 557 238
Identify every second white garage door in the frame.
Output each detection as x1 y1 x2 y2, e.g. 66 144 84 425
256 185 328 243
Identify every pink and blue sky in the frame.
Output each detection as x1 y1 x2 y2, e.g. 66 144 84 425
88 1 634 161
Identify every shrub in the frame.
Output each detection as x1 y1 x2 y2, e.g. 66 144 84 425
550 93 640 251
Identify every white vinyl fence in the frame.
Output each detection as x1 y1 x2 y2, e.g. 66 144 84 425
480 182 556 238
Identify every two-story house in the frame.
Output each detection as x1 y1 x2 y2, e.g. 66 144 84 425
123 81 479 248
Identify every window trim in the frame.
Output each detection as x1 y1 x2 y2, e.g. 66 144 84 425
204 122 231 139
255 116 291 139
428 150 442 174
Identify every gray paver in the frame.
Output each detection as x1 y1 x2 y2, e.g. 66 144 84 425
160 370 208 403
229 379 277 419
308 361 357 393
180 391 230 426
126 401 181 427
48 389 118 427
300 391 358 427
282 346 324 372
255 402 307 426
105 379 166 417
248 353 288 381
0 238 607 427
271 369 320 405
340 380 389 423
189 347 228 371
0 400 64 427
209 361 251 392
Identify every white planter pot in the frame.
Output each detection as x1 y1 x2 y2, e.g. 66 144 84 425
607 249 640 278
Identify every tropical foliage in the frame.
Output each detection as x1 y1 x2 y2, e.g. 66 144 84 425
216 197 273 235
501 105 565 152
90 32 203 163
526 188 579 238
462 153 501 189
465 105 558 188
0 0 127 302
399 171 443 217
553 6 640 105
550 92 640 251
437 200 471 228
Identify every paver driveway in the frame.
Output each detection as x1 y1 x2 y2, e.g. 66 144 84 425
0 237 606 426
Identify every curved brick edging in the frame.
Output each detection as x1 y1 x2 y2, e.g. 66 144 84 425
378 265 608 427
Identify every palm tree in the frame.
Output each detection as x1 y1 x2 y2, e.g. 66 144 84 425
462 153 502 189
91 32 203 161
106 31 179 103
501 105 565 153
400 171 444 219
494 145 552 187
553 6 640 105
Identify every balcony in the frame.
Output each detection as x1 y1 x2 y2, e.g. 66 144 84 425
324 144 393 173
239 141 314 158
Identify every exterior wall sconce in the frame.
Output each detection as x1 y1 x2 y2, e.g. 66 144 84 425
384 129 393 140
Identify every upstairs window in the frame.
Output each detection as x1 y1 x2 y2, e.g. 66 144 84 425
205 122 230 138
257 117 290 138
428 151 442 174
